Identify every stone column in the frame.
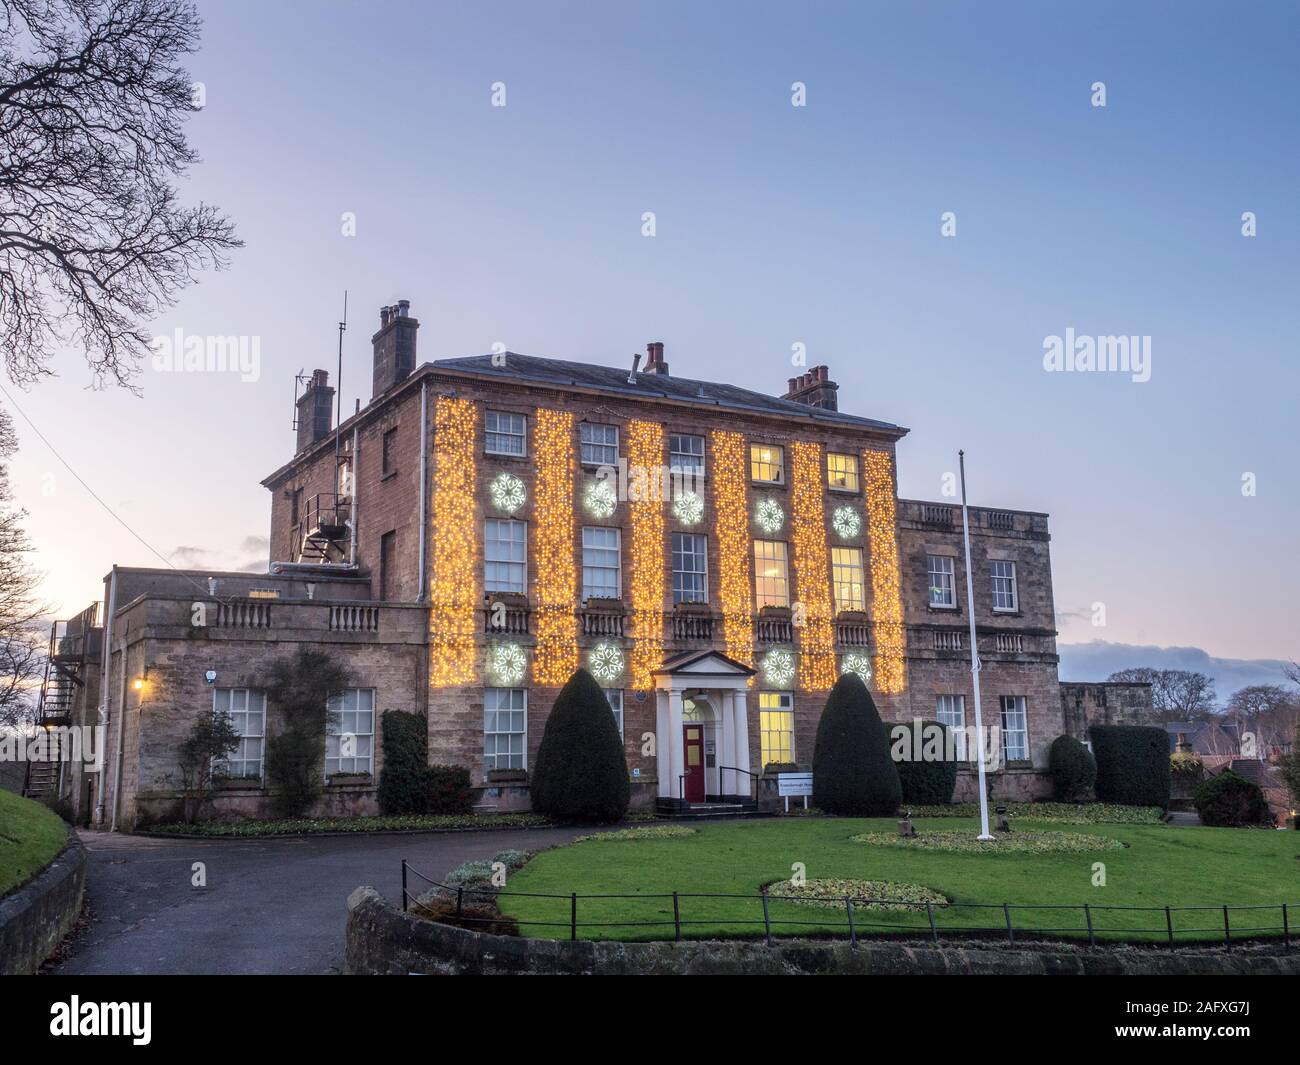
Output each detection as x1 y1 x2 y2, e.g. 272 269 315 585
655 689 672 800
667 688 685 803
716 690 734 797
732 687 751 779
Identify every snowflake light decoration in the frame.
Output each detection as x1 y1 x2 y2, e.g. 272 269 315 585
841 653 873 684
672 490 704 526
832 505 862 539
584 478 617 519
754 496 784 534
588 641 625 684
487 642 527 686
489 472 526 515
761 649 796 688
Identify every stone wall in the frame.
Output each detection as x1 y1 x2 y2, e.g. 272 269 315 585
344 887 1300 976
1060 682 1155 742
0 831 86 975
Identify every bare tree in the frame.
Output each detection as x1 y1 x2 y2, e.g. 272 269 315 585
1107 667 1218 723
0 405 44 732
0 0 240 388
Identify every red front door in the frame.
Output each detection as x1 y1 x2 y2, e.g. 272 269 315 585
683 724 705 803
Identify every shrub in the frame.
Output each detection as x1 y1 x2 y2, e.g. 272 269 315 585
176 709 241 822
1048 735 1097 803
812 673 901 816
1194 770 1272 827
264 650 351 818
423 764 474 815
378 711 428 815
530 669 630 823
888 719 958 805
1088 724 1171 810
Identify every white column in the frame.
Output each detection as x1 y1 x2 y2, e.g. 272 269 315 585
667 688 685 803
655 689 672 800
732 687 751 779
717 690 734 797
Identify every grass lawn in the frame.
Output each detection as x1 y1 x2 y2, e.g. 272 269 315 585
498 817 1300 944
0 789 69 896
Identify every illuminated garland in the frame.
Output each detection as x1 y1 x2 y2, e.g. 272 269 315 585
429 397 478 686
533 408 578 684
627 421 665 689
863 449 907 694
790 440 837 690
710 430 753 670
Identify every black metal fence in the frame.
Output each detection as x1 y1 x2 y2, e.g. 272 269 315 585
400 860 1298 949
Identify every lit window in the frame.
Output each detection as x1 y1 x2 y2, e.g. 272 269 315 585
581 527 621 600
991 560 1018 612
212 689 265 780
485 410 526 456
484 688 527 770
604 689 624 739
827 452 859 492
1000 695 1028 762
936 694 967 760
831 546 865 612
750 444 784 483
672 532 708 604
669 434 705 476
927 554 956 608
485 519 527 594
753 540 789 608
759 691 794 767
326 689 375 775
580 422 619 466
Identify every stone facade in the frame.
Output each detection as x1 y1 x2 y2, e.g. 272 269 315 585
1060 681 1155 742
65 306 1076 826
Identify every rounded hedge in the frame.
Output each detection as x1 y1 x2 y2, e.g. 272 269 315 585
1088 724 1171 810
530 668 630 823
888 719 958 805
1048 734 1097 803
1194 770 1272 827
812 673 901 816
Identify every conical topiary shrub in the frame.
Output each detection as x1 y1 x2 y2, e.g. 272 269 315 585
530 668 630 823
812 673 901 816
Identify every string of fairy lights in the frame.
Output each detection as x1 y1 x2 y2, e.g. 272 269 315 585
710 429 755 670
627 420 666 689
426 399 908 699
428 396 479 686
790 440 838 690
532 408 579 684
863 448 907 694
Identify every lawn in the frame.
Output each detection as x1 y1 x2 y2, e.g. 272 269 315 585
0 789 69 896
497 817 1300 944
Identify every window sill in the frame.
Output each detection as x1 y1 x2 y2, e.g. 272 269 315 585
992 609 1022 617
827 486 859 494
927 604 959 613
484 451 529 461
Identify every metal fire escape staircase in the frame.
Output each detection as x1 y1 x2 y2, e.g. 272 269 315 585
295 493 353 564
25 603 98 798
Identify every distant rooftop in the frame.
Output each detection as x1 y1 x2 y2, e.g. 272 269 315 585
430 352 907 435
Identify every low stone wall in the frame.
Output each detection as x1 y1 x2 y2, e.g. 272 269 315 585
345 887 1300 976
951 767 1052 803
0 829 87 975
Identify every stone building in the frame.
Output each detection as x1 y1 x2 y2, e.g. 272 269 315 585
45 301 1089 827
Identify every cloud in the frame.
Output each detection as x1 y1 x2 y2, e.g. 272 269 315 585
1058 640 1294 700
167 535 268 574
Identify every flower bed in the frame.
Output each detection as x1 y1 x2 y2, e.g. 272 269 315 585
573 826 698 843
851 830 1126 854
766 878 948 910
905 802 1162 824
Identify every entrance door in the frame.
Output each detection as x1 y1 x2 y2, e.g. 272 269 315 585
682 724 705 803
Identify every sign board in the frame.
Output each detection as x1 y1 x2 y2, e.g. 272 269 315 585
777 772 813 796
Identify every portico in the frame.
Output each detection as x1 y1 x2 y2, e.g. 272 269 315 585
652 650 756 811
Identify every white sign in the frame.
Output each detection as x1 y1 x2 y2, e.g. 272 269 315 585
777 772 813 797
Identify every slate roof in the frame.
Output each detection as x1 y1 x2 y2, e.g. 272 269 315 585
430 353 907 435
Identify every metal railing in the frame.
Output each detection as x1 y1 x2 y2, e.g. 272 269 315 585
398 860 1299 949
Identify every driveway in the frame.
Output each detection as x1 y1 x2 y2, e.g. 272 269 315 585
52 826 590 975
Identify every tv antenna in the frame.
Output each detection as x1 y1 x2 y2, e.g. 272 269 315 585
335 291 348 466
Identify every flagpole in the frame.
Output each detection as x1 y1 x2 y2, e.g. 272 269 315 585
959 450 994 840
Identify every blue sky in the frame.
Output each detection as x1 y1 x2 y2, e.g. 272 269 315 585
8 0 1298 687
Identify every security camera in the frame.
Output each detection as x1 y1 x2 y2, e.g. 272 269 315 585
204 670 217 685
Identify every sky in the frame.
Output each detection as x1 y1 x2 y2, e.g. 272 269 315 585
7 0 1298 696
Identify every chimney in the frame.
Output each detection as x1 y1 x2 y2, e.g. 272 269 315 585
372 300 420 398
783 364 839 411
644 340 669 375
295 368 335 452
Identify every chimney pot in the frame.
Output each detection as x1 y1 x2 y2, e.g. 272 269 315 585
644 340 669 375
372 300 419 398
787 377 798 393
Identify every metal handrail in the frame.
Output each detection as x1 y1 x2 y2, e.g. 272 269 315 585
717 765 757 802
